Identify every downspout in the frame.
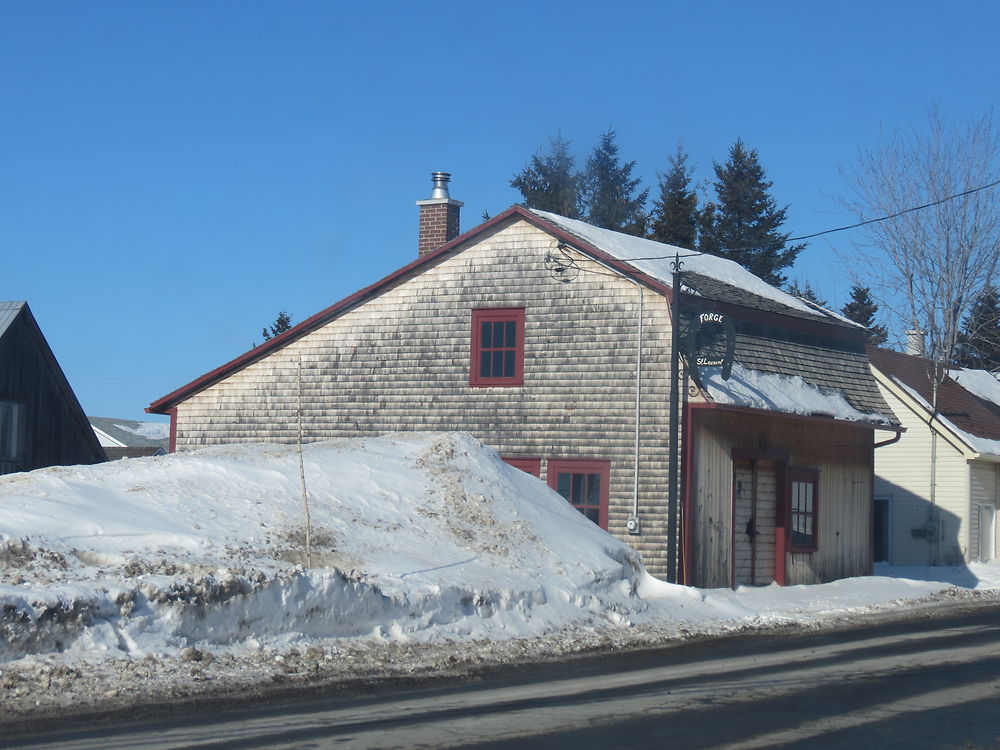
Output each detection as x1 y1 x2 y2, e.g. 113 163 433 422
573 251 645 533
873 430 902 449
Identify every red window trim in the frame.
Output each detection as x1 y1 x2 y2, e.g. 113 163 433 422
470 308 525 387
547 458 610 530
788 468 819 552
503 457 541 477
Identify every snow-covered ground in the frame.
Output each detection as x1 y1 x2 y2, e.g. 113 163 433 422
1 432 997 722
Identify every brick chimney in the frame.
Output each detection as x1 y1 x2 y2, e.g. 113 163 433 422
416 172 463 257
906 327 926 356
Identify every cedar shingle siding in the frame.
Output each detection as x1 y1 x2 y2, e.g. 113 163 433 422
173 220 678 572
157 209 896 583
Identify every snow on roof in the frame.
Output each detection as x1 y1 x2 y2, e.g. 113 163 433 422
703 362 896 425
89 417 170 448
949 368 1000 407
891 376 1000 458
530 209 821 317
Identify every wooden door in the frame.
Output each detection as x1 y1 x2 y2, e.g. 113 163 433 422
733 459 777 586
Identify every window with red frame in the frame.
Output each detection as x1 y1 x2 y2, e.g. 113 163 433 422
789 468 818 551
470 308 524 387
547 459 610 529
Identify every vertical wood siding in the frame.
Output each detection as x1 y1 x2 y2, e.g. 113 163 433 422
0 310 105 474
691 409 873 587
174 220 678 574
733 460 777 585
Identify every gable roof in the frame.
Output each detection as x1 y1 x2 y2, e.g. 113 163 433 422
149 206 879 416
868 346 1000 456
89 417 170 450
0 301 27 337
1 301 107 465
530 210 857 326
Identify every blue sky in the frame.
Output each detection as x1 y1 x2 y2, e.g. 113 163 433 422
3 1 998 422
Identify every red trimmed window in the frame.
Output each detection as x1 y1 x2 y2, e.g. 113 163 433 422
789 468 818 551
470 308 524 387
503 457 541 477
548 459 610 530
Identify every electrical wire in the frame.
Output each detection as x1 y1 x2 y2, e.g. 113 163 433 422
612 176 1000 261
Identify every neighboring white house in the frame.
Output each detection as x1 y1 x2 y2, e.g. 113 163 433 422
869 347 1000 566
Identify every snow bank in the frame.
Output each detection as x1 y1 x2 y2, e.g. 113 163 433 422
1 432 997 720
0 433 642 664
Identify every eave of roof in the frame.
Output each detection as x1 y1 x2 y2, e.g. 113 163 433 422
868 346 1000 453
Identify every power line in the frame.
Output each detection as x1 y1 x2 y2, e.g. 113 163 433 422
784 177 1000 244
619 177 1000 261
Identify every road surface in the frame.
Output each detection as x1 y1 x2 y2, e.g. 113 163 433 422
6 601 1000 749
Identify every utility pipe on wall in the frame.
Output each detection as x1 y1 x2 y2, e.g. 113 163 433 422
557 244 644 533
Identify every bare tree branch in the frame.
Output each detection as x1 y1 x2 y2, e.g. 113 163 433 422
839 105 1000 373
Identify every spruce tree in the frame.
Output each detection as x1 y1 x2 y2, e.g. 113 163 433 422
648 143 698 248
841 284 888 346
696 200 720 256
954 285 1000 370
701 139 805 286
261 311 293 342
510 134 581 218
786 280 828 308
580 129 649 236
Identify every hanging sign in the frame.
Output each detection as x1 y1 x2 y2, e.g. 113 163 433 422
686 311 736 386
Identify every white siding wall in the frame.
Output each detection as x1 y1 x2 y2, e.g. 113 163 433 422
174 219 678 573
873 380 971 565
971 462 1000 561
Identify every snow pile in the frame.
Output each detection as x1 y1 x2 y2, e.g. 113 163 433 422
0 432 997 719
702 363 893 424
0 433 642 664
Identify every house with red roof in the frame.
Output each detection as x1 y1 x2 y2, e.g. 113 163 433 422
150 174 899 585
869 347 1000 566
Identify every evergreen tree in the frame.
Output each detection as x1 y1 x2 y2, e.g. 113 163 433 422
786 280 828 308
841 284 888 346
261 311 293 342
700 139 805 286
648 143 698 248
696 200 720 256
580 128 649 236
954 285 1000 370
510 133 581 218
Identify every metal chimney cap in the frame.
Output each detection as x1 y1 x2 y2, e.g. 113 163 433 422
429 172 451 200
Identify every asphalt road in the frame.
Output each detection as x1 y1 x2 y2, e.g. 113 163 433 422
6 601 1000 749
